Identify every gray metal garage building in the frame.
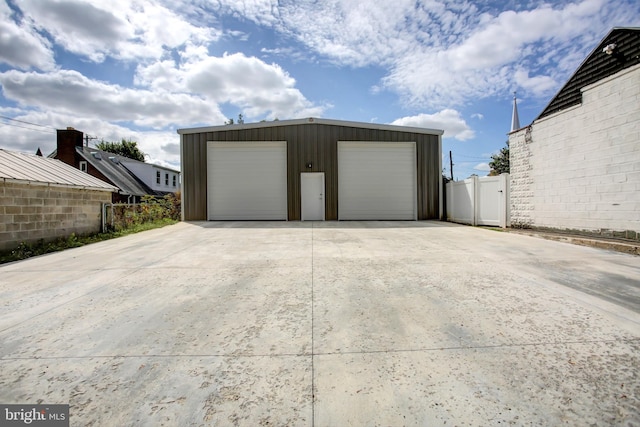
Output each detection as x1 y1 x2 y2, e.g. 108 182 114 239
178 118 443 221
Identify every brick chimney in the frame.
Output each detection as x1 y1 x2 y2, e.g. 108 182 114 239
56 127 84 167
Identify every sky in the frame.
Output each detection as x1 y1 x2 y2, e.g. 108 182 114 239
0 0 638 179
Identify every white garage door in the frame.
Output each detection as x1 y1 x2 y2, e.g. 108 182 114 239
207 141 287 220
338 141 416 220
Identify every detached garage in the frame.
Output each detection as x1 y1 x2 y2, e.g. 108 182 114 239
178 118 443 221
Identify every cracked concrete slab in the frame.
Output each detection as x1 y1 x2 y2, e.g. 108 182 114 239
0 221 638 426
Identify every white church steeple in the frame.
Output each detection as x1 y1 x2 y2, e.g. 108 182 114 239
511 91 521 132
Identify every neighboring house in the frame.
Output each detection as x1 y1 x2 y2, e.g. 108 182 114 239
51 128 180 203
509 27 640 240
178 118 443 221
0 149 117 251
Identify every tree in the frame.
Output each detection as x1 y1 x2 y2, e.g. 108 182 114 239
488 142 509 175
96 138 145 162
225 113 245 125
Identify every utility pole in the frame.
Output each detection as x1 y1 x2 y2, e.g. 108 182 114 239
84 134 98 147
449 150 454 181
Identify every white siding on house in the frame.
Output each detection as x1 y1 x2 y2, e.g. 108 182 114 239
122 161 180 193
509 64 640 235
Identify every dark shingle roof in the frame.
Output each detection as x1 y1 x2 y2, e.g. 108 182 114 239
537 28 640 120
77 147 160 197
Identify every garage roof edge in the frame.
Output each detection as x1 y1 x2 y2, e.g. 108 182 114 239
177 117 444 136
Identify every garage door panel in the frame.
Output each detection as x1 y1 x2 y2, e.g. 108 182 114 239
207 142 287 220
338 142 416 220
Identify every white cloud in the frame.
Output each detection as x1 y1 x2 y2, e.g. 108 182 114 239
18 0 218 63
0 69 226 128
0 0 55 70
381 0 626 107
392 109 474 141
136 52 326 120
471 113 484 120
474 163 491 172
514 69 557 97
2 0 639 166
218 0 421 67
0 109 182 168
0 51 325 159
216 0 638 107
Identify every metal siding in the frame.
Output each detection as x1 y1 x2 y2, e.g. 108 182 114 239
426 134 441 219
287 126 301 220
180 122 441 221
318 125 338 220
182 134 195 220
188 133 201 220
181 134 192 219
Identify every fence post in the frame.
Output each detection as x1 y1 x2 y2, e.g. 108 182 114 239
471 175 478 226
499 173 510 228
445 180 451 221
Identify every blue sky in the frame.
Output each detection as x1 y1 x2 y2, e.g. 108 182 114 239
0 0 638 178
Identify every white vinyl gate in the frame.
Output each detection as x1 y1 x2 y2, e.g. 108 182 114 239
446 174 510 227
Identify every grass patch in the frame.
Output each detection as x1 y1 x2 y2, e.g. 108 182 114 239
0 218 178 265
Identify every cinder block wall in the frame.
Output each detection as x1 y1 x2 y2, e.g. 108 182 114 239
0 181 112 252
509 64 640 239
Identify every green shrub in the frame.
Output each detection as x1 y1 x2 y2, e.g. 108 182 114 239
106 192 181 232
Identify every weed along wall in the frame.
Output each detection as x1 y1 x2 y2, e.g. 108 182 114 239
0 181 113 252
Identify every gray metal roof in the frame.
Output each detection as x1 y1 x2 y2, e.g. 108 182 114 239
177 117 445 136
0 149 118 191
76 147 156 197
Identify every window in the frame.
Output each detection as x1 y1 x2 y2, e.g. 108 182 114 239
173 175 177 187
79 161 87 172
165 173 169 185
156 171 160 184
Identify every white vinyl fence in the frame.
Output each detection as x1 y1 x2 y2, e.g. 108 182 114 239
446 174 510 228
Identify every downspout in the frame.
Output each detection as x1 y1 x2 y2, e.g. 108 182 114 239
179 132 185 221
102 202 106 233
438 134 443 220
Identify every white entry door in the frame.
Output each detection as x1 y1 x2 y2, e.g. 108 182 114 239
301 173 325 221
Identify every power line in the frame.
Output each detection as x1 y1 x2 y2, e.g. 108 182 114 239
455 153 491 161
0 121 56 135
0 115 56 130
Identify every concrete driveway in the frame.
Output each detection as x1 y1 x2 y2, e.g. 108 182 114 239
1 221 639 426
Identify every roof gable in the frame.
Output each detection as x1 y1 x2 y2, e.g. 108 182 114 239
537 27 640 120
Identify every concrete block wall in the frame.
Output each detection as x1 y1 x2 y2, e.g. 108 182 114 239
509 127 533 228
509 64 640 238
0 181 112 252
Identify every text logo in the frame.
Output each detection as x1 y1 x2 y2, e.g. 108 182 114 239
1 405 69 426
